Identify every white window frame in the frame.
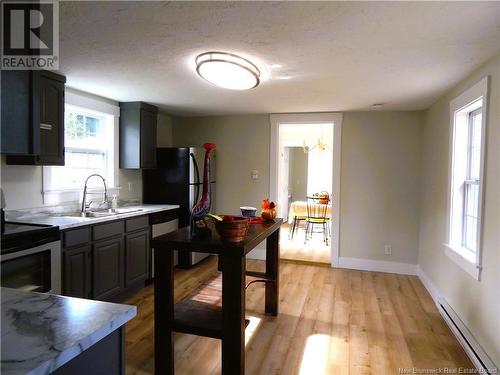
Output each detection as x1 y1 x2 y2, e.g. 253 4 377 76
42 89 120 205
445 76 489 280
462 108 481 250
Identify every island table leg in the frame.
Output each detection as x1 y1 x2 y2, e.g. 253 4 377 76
221 252 246 375
154 246 174 375
265 228 280 316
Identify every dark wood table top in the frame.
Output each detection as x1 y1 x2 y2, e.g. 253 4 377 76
152 218 283 256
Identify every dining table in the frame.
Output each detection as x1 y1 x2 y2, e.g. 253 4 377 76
288 200 332 222
152 218 283 375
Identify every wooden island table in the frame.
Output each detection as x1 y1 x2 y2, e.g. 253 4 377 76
152 218 282 375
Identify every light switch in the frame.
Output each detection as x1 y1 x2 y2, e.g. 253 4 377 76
251 170 259 180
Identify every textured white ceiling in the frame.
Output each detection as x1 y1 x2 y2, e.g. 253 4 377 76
59 1 500 115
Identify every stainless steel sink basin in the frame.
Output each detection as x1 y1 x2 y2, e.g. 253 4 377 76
50 208 143 219
51 211 116 218
113 208 143 214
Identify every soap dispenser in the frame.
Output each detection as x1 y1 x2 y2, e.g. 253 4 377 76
111 194 118 212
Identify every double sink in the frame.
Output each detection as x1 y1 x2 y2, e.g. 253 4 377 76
50 208 143 219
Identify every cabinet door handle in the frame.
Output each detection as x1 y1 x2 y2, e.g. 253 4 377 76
40 123 53 130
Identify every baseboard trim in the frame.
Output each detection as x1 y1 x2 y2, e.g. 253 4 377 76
417 266 497 373
416 265 441 302
280 258 331 267
337 256 418 275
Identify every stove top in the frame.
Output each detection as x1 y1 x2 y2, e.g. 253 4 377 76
3 222 53 235
1 222 60 255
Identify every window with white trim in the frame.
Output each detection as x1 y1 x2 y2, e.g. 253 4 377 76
43 104 115 193
447 77 488 280
462 108 482 252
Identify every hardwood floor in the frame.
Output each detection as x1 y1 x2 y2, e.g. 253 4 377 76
280 223 331 264
124 256 473 375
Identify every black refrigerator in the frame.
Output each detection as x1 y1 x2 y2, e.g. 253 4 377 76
143 147 216 268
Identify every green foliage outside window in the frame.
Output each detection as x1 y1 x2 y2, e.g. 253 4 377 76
65 112 101 140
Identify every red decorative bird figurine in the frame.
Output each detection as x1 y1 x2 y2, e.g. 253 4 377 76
190 143 216 232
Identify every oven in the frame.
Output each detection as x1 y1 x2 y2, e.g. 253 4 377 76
1 223 61 294
149 210 179 280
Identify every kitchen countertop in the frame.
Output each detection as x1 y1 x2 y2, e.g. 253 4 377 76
0 287 136 375
6 204 179 230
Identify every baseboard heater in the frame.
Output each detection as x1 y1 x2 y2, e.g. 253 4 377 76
437 298 497 374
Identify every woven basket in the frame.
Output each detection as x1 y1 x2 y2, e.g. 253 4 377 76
215 217 249 243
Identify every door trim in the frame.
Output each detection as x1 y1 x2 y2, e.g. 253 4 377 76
269 112 343 267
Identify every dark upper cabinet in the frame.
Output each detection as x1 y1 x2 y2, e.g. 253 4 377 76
0 71 37 155
119 102 158 169
37 74 65 165
63 245 92 299
2 70 66 165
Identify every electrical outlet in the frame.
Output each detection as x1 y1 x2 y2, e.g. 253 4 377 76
384 245 392 255
251 170 259 180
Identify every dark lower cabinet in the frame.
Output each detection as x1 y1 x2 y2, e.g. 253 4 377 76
62 214 176 302
93 236 125 301
125 229 150 287
63 245 92 299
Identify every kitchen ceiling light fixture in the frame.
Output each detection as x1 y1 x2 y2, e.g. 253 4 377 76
195 52 260 90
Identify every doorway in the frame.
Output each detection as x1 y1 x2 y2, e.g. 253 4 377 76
270 113 342 266
281 146 308 220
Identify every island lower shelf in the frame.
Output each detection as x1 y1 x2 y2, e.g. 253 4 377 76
172 272 275 339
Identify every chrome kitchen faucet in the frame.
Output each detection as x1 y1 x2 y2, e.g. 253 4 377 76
81 174 108 214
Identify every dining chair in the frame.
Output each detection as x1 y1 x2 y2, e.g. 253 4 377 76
288 214 307 240
305 196 330 245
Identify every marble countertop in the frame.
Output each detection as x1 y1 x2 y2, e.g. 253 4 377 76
6 204 179 230
1 288 136 375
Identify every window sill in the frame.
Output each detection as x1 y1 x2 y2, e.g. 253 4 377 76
43 187 120 193
42 187 120 205
444 243 480 280
43 188 81 193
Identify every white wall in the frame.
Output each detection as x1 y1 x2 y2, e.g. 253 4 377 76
0 160 44 209
340 111 424 265
172 111 424 267
418 52 500 366
288 147 307 201
0 158 144 211
172 114 270 215
306 147 332 197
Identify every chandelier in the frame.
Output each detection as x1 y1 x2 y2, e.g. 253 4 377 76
302 131 329 153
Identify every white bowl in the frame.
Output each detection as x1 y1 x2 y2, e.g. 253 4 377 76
240 206 257 218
